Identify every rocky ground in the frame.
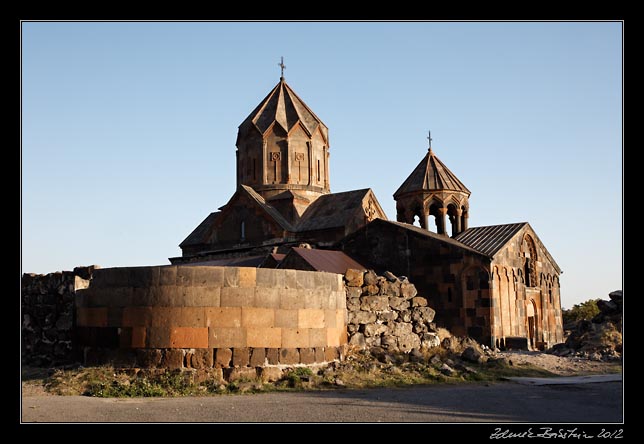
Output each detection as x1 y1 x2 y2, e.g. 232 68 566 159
496 350 620 376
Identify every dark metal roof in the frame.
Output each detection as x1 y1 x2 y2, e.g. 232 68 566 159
394 148 470 198
453 223 528 257
286 247 366 274
179 211 220 247
381 220 486 256
296 188 371 232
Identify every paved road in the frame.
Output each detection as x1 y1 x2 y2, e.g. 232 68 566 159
22 379 622 423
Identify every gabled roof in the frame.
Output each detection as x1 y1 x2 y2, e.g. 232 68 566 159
453 223 527 257
237 78 328 144
179 211 221 248
183 255 267 267
296 188 374 232
454 222 562 273
282 247 366 274
381 220 486 256
239 184 295 231
394 148 470 198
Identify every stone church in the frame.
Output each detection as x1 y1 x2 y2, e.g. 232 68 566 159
172 71 564 350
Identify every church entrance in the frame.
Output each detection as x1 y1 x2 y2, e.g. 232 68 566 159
526 300 536 349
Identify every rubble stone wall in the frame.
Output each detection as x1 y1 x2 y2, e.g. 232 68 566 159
21 266 96 366
75 265 347 369
344 269 440 353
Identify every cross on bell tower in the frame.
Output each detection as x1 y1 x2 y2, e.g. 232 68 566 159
278 56 286 80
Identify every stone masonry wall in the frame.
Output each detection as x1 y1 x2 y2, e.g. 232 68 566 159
75 265 347 371
21 266 96 366
344 269 441 353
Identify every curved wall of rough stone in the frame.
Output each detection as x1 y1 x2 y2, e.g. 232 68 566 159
75 265 347 369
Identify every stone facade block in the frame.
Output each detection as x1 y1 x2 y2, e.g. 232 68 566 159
254 287 280 308
299 347 315 364
225 366 258 382
220 287 255 307
324 309 337 328
298 308 325 328
131 326 146 348
246 327 282 348
249 347 266 367
223 267 239 287
241 307 275 328
192 266 224 287
232 347 250 367
209 327 246 348
76 308 108 327
214 348 233 368
324 346 339 361
159 266 177 286
238 267 257 288
177 307 207 327
314 347 326 363
161 349 184 369
266 348 279 365
279 348 300 365
206 307 242 328
170 327 209 348
147 327 172 348
282 328 310 348
345 269 365 287
295 270 316 290
136 348 163 367
186 286 220 307
280 289 306 309
176 266 195 286
274 309 298 328
189 348 214 369
284 269 297 289
309 328 327 347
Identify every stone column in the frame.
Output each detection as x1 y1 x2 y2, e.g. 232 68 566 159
454 209 463 235
437 207 448 235
462 210 469 231
421 211 429 230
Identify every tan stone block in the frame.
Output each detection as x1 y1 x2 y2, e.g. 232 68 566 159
170 327 209 348
298 309 325 328
296 271 315 290
214 348 232 368
176 266 195 286
304 290 324 309
232 347 250 367
192 266 224 286
176 307 206 327
299 348 315 364
274 309 298 328
254 287 280 308
314 347 326 363
238 267 256 288
186 286 220 307
325 290 336 309
246 327 281 348
131 327 146 348
76 308 108 327
149 307 182 327
324 346 339 362
209 327 246 348
284 269 297 289
148 327 172 348
122 306 153 327
309 328 327 347
161 349 184 369
266 348 279 365
220 287 255 307
159 266 177 286
241 307 275 328
206 307 242 328
249 348 266 367
326 328 341 347
336 309 347 328
280 289 305 309
282 328 310 348
323 309 337 328
223 267 239 287
189 348 214 369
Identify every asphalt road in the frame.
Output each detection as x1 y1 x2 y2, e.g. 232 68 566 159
22 380 622 423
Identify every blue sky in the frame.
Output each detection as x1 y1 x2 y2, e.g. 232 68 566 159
21 22 622 308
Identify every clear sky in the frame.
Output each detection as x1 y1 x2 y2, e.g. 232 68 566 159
21 21 622 308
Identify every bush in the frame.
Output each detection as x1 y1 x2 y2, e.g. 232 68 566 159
562 299 600 324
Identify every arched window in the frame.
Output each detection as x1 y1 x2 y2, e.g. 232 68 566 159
521 235 538 288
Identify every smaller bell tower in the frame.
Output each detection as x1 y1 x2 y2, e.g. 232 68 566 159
393 132 470 237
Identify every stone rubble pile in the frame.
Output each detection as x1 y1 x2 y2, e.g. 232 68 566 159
548 290 622 361
344 269 441 353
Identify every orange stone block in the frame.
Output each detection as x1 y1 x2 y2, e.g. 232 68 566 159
178 307 207 327
282 328 310 348
131 326 147 348
170 327 209 348
76 308 108 327
326 328 340 347
241 307 275 328
149 307 182 327
246 327 282 348
206 307 242 328
122 306 152 327
309 328 327 347
336 309 347 328
298 309 325 329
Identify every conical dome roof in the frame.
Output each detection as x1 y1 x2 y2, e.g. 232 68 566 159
394 148 470 198
237 78 328 143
